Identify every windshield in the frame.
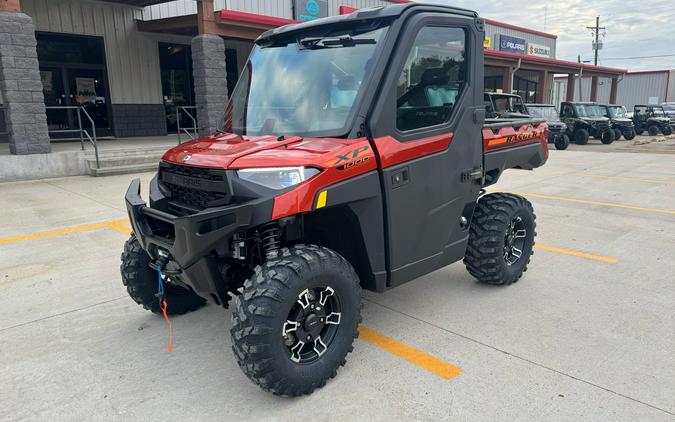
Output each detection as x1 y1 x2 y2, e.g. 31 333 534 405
527 106 559 120
607 106 627 118
487 95 528 115
575 104 604 118
226 26 388 137
662 104 675 112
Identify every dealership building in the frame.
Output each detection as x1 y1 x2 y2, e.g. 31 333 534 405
1 0 628 158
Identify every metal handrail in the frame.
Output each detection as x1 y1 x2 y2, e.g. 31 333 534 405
0 104 8 137
176 105 197 144
45 105 99 168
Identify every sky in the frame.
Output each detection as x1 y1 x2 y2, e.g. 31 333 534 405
416 0 675 72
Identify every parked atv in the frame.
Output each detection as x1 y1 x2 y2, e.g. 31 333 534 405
559 101 614 144
120 3 549 397
526 104 570 150
633 105 673 136
484 92 530 119
600 104 636 140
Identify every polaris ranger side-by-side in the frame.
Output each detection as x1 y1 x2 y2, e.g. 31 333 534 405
633 105 673 136
526 104 570 150
600 104 635 140
121 4 548 396
559 101 614 145
484 92 530 119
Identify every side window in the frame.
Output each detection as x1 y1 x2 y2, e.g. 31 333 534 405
396 26 466 132
561 104 573 118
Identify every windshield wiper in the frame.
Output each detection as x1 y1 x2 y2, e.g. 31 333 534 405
299 35 376 49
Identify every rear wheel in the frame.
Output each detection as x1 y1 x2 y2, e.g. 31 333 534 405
464 193 536 285
600 128 615 144
120 234 206 315
573 128 589 145
231 245 361 396
662 126 673 136
648 125 659 136
554 134 569 150
613 128 623 140
623 129 636 140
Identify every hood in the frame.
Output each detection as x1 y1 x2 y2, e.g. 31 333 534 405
581 116 609 124
612 118 632 124
162 132 365 170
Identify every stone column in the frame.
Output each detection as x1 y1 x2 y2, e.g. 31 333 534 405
609 77 619 104
191 34 227 137
590 76 599 102
566 74 576 101
0 10 50 154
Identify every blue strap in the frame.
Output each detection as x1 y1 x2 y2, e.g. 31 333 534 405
157 266 165 295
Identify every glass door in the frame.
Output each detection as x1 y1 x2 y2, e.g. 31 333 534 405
37 33 112 139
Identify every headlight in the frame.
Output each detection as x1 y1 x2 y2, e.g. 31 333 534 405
236 167 321 190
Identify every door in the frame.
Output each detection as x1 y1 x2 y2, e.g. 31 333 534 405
367 13 484 287
37 33 112 138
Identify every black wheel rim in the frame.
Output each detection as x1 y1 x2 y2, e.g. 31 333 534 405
282 287 342 364
504 216 527 266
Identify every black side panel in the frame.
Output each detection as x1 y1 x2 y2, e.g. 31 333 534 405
305 171 387 291
483 143 548 187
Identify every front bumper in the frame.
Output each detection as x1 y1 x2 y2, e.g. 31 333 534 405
125 177 273 303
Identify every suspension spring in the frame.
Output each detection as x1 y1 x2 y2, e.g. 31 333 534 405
260 223 281 258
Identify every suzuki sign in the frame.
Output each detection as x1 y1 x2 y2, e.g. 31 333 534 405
527 43 552 58
499 35 527 54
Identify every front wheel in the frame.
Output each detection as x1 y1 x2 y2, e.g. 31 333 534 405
120 235 206 315
231 245 361 396
464 193 536 285
613 128 623 140
623 129 636 140
554 134 570 150
648 125 659 136
600 128 615 144
573 128 589 145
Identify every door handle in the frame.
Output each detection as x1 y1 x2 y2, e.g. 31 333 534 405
391 167 410 188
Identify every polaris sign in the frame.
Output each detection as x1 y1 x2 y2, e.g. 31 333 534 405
499 35 527 54
294 0 328 21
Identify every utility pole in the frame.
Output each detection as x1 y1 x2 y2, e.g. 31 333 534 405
586 16 606 66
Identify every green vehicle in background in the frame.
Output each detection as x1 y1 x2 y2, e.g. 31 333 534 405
600 104 636 140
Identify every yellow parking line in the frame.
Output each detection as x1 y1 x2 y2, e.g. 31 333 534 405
0 219 128 245
516 192 675 215
535 244 618 264
108 220 132 235
358 325 461 380
566 173 675 185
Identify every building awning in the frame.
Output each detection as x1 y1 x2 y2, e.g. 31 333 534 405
137 10 297 40
99 0 175 6
485 50 626 78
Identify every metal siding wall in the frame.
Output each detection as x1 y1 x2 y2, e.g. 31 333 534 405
553 73 669 109
485 23 556 58
142 0 197 20
22 0 164 105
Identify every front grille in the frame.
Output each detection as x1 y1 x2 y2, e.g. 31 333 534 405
159 163 231 213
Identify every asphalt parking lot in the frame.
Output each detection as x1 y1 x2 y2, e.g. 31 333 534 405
1 143 674 421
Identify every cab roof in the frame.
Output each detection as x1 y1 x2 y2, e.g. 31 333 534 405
257 3 478 44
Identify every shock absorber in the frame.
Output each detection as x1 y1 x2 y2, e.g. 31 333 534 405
260 223 281 259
